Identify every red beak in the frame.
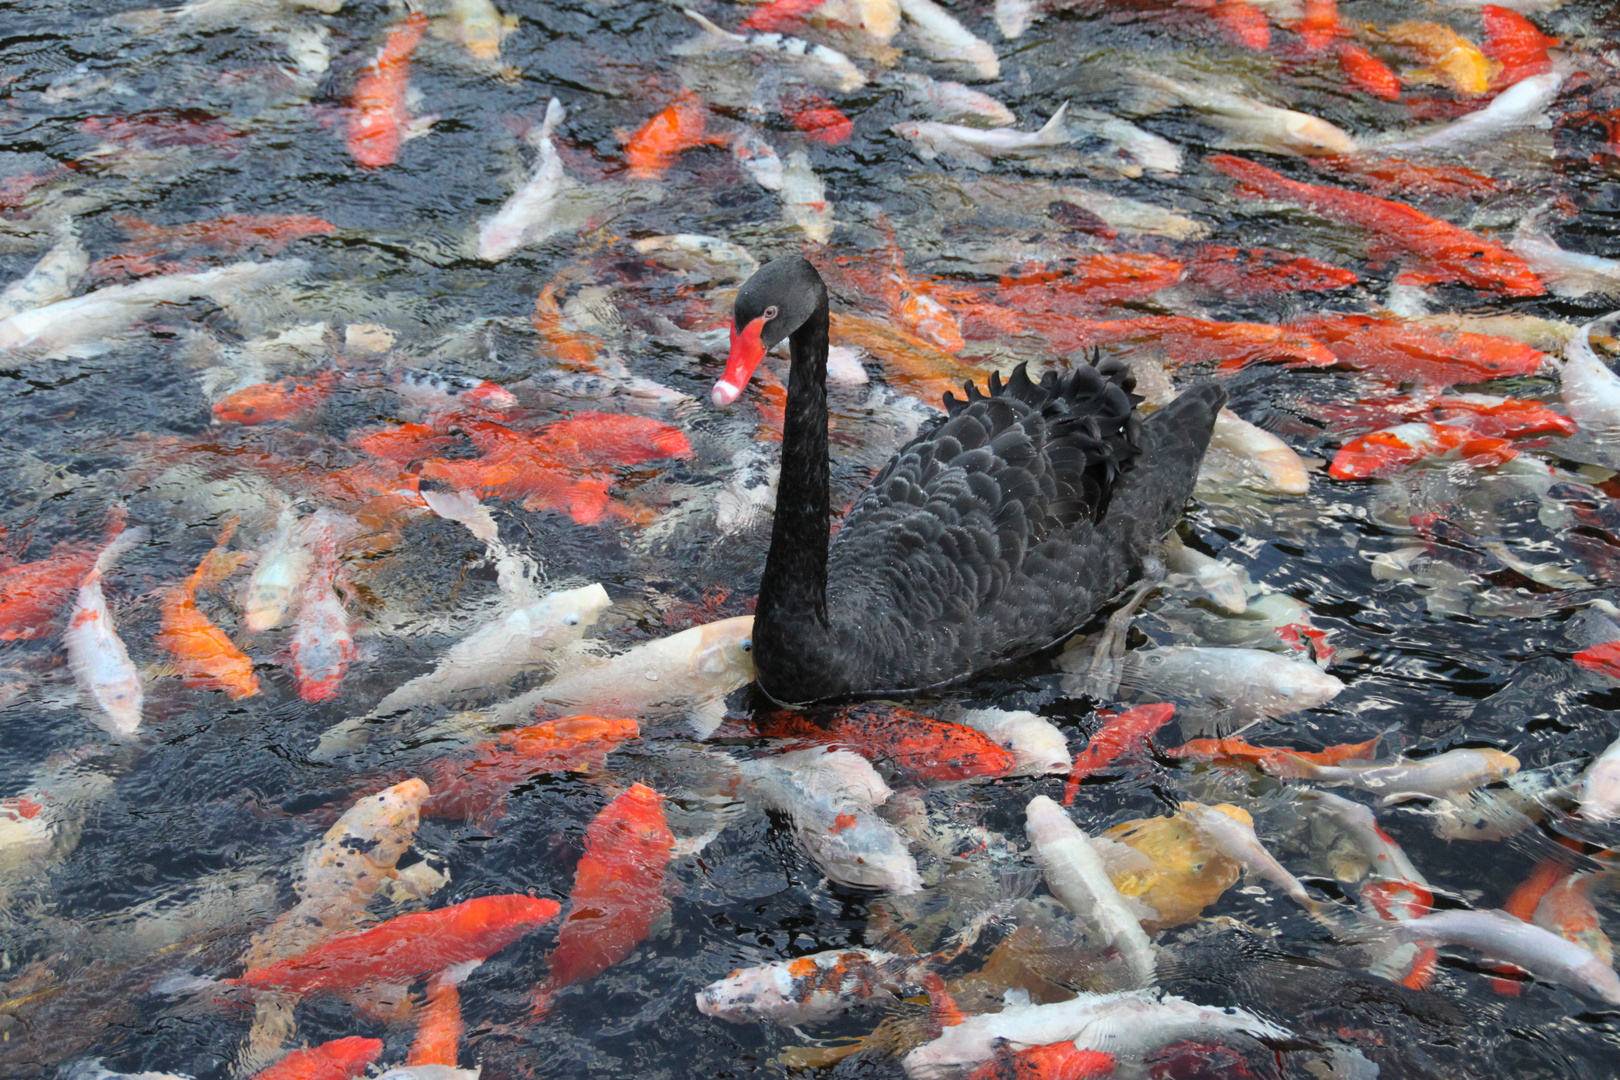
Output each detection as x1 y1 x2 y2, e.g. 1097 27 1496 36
713 315 767 406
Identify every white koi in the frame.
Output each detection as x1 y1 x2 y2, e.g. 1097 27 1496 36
818 0 902 44
730 127 784 190
896 0 998 80
782 149 834 244
242 506 316 632
287 509 358 703
1162 533 1247 614
1181 802 1326 914
993 0 1039 39
632 234 760 282
1381 72 1562 153
1062 645 1343 717
436 0 518 75
1268 749 1520 803
0 224 87 320
1388 908 1620 1005
1298 789 1428 886
1578 732 1620 822
1205 408 1310 495
1123 69 1357 157
696 946 916 1024
674 11 866 94
0 259 306 358
477 98 571 262
64 526 147 740
1067 107 1182 175
1561 313 1620 435
891 72 1015 126
902 988 1293 1079
950 706 1069 775
1512 225 1620 299
950 177 1209 240
1025 795 1157 988
893 103 1070 168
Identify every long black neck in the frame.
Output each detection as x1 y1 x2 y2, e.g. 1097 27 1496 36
757 292 832 646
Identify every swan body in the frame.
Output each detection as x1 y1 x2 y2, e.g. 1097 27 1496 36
716 254 1225 704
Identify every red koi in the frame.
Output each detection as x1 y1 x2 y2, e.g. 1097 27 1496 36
741 0 824 32
621 89 718 180
114 213 336 257
966 1043 1118 1080
1310 155 1501 200
1182 245 1357 297
0 545 96 640
1481 6 1559 88
407 975 464 1067
996 254 1185 311
249 1037 382 1080
1187 0 1268 50
1426 395 1576 438
1210 154 1542 295
1295 0 1342 54
346 11 429 168
236 894 561 995
1025 313 1336 371
1493 844 1579 994
1335 40 1401 100
213 372 338 426
1290 314 1550 384
784 88 854 145
421 715 641 822
1064 703 1176 805
1167 734 1380 771
760 704 1016 784
1575 641 1620 679
1329 422 1515 480
156 519 258 699
530 782 674 1018
351 421 459 466
1535 869 1613 964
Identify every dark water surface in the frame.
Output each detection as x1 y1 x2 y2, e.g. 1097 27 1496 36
1 0 1619 1076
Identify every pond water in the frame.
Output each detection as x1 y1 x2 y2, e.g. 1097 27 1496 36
1 0 1619 1077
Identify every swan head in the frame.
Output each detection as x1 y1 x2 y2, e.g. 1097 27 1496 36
713 255 824 406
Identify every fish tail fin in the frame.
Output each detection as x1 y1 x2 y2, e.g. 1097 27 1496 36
1036 101 1071 142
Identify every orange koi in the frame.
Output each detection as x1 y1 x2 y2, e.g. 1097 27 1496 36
1427 395 1576 438
1167 734 1381 771
1481 6 1559 88
1188 0 1268 50
1309 155 1501 200
114 212 336 257
755 367 789 441
784 88 854 145
827 310 987 405
249 1037 382 1080
865 219 970 352
346 11 429 168
760 704 1016 784
1024 313 1336 371
1361 880 1437 990
1575 641 1620 679
1295 0 1342 54
1329 422 1516 480
534 282 604 370
213 372 338 426
1336 40 1401 100
350 421 459 466
531 782 673 1018
621 89 718 179
1289 314 1550 384
155 519 258 699
965 1043 1117 1080
0 545 96 640
741 0 823 31
1364 20 1496 96
996 254 1184 311
406 975 465 1067
1183 245 1357 297
420 715 641 822
1535 870 1613 965
1064 703 1176 806
236 894 562 995
1210 154 1542 295
1493 845 1579 994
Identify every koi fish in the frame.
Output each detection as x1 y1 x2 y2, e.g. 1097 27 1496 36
760 704 1015 783
1123 70 1356 157
620 89 719 180
477 98 574 262
893 104 1070 167
1064 703 1176 806
1329 422 1517 480
730 126 784 190
1296 789 1426 886
1182 245 1356 297
826 310 987 404
1294 0 1341 53
1535 870 1613 965
1387 908 1620 1005
783 88 854 145
1024 314 1336 371
237 894 561 995
1264 748 1519 803
1309 155 1500 200
1561 315 1620 435
1290 313 1551 384
741 0 824 32
405 974 465 1067
1359 879 1438 989
0 225 86 318
697 947 921 1024
1209 154 1543 295
1481 5 1559 86
288 510 357 703
1510 224 1620 299
65 525 147 739
896 0 997 80
436 0 519 75
1063 646 1343 719
902 988 1292 1079
951 707 1070 776
782 149 834 243
1336 41 1401 100
1026 795 1158 988
1182 802 1327 913
242 778 430 970
420 715 640 822
996 254 1184 310
156 519 257 699
1577 733 1620 822
1362 20 1496 96
346 11 430 168
249 1038 382 1080
892 72 1015 127
674 11 866 94
0 542 96 640
1379 71 1562 154
1206 408 1311 496
1167 735 1382 773
530 783 674 1018
213 372 337 425
114 213 335 257
965 1044 1115 1080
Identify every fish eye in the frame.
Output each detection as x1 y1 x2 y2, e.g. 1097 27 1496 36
762 305 779 321
564 614 580 625
740 638 752 652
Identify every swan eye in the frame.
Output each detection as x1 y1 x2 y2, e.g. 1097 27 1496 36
762 305 779 321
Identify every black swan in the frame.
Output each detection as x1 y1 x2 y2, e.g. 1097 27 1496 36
713 254 1227 705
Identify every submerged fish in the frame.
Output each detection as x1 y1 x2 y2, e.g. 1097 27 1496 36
893 105 1071 168
345 11 430 168
1266 748 1520 803
64 525 147 739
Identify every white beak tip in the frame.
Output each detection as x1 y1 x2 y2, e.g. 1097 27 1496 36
711 380 741 407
